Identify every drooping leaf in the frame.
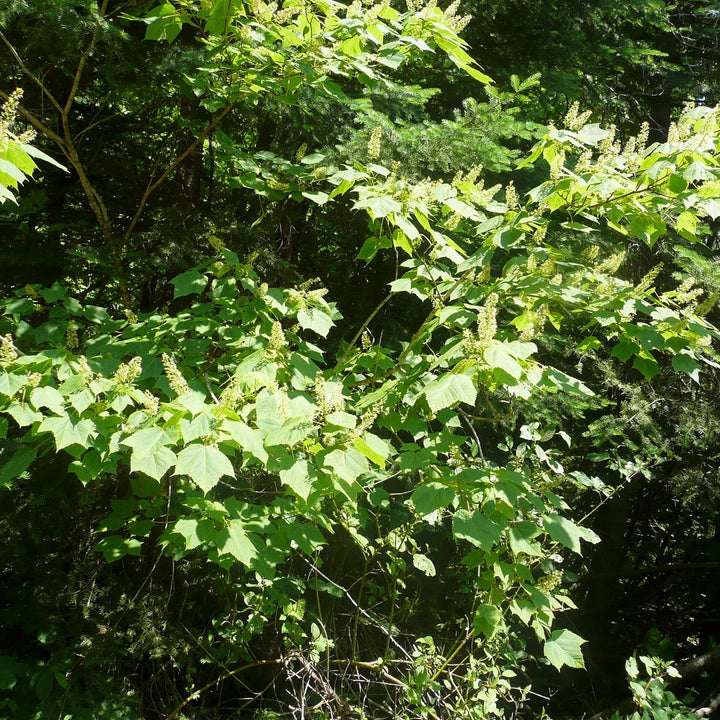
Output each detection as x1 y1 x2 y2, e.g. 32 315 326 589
94 535 143 562
175 443 235 493
542 513 600 554
411 482 455 516
217 519 257 567
484 344 523 380
0 447 38 486
452 509 503 551
131 445 177 480
38 415 95 450
544 629 587 670
423 373 477 412
473 604 503 638
412 553 436 577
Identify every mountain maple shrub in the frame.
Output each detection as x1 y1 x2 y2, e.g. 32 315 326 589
1 98 719 718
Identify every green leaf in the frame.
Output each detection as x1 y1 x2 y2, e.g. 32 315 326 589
279 458 314 501
264 418 314 447
611 339 640 362
285 521 326 554
676 211 697 237
302 191 329 205
411 482 455 516
632 354 661 379
354 194 402 219
0 447 37 486
473 604 502 638
508 522 543 557
423 373 477 412
0 373 26 397
353 432 390 468
412 553 436 577
170 269 207 298
542 513 600 554
94 535 143 562
297 307 334 337
323 447 368 499
217 519 257 567
144 3 182 43
30 385 65 414
672 351 700 382
121 427 172 457
452 509 503 551
484 344 523 380
131 445 177 480
544 629 587 670
171 518 208 551
323 447 368 484
38 415 95 450
175 444 234 493
69 448 103 485
543 368 594 396
224 421 268 463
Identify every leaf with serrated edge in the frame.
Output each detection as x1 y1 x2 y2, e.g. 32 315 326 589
174 444 234 494
131 446 177 480
544 629 586 670
423 373 476 412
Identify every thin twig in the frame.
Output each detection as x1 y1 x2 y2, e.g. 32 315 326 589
122 102 234 244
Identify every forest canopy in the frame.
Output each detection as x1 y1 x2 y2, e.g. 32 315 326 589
1 2 719 719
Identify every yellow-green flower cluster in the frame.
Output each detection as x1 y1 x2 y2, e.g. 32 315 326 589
582 245 599 263
0 334 18 365
532 225 547 245
140 391 159 415
314 375 345 418
535 570 563 594
219 377 240 409
674 276 704 306
76 355 94 381
504 181 518 210
161 353 190 396
66 320 79 351
113 356 142 385
636 263 663 294
367 126 382 160
354 400 382 436
695 290 719 317
208 234 224 252
26 372 43 388
549 147 566 181
0 89 35 151
464 293 498 354
428 0 470 31
520 304 548 342
123 308 138 324
563 101 592 132
267 321 286 353
597 251 626 274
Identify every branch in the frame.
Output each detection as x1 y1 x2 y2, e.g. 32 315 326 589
122 102 234 244
63 0 109 116
0 91 66 148
0 30 63 114
333 291 396 371
166 659 282 720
